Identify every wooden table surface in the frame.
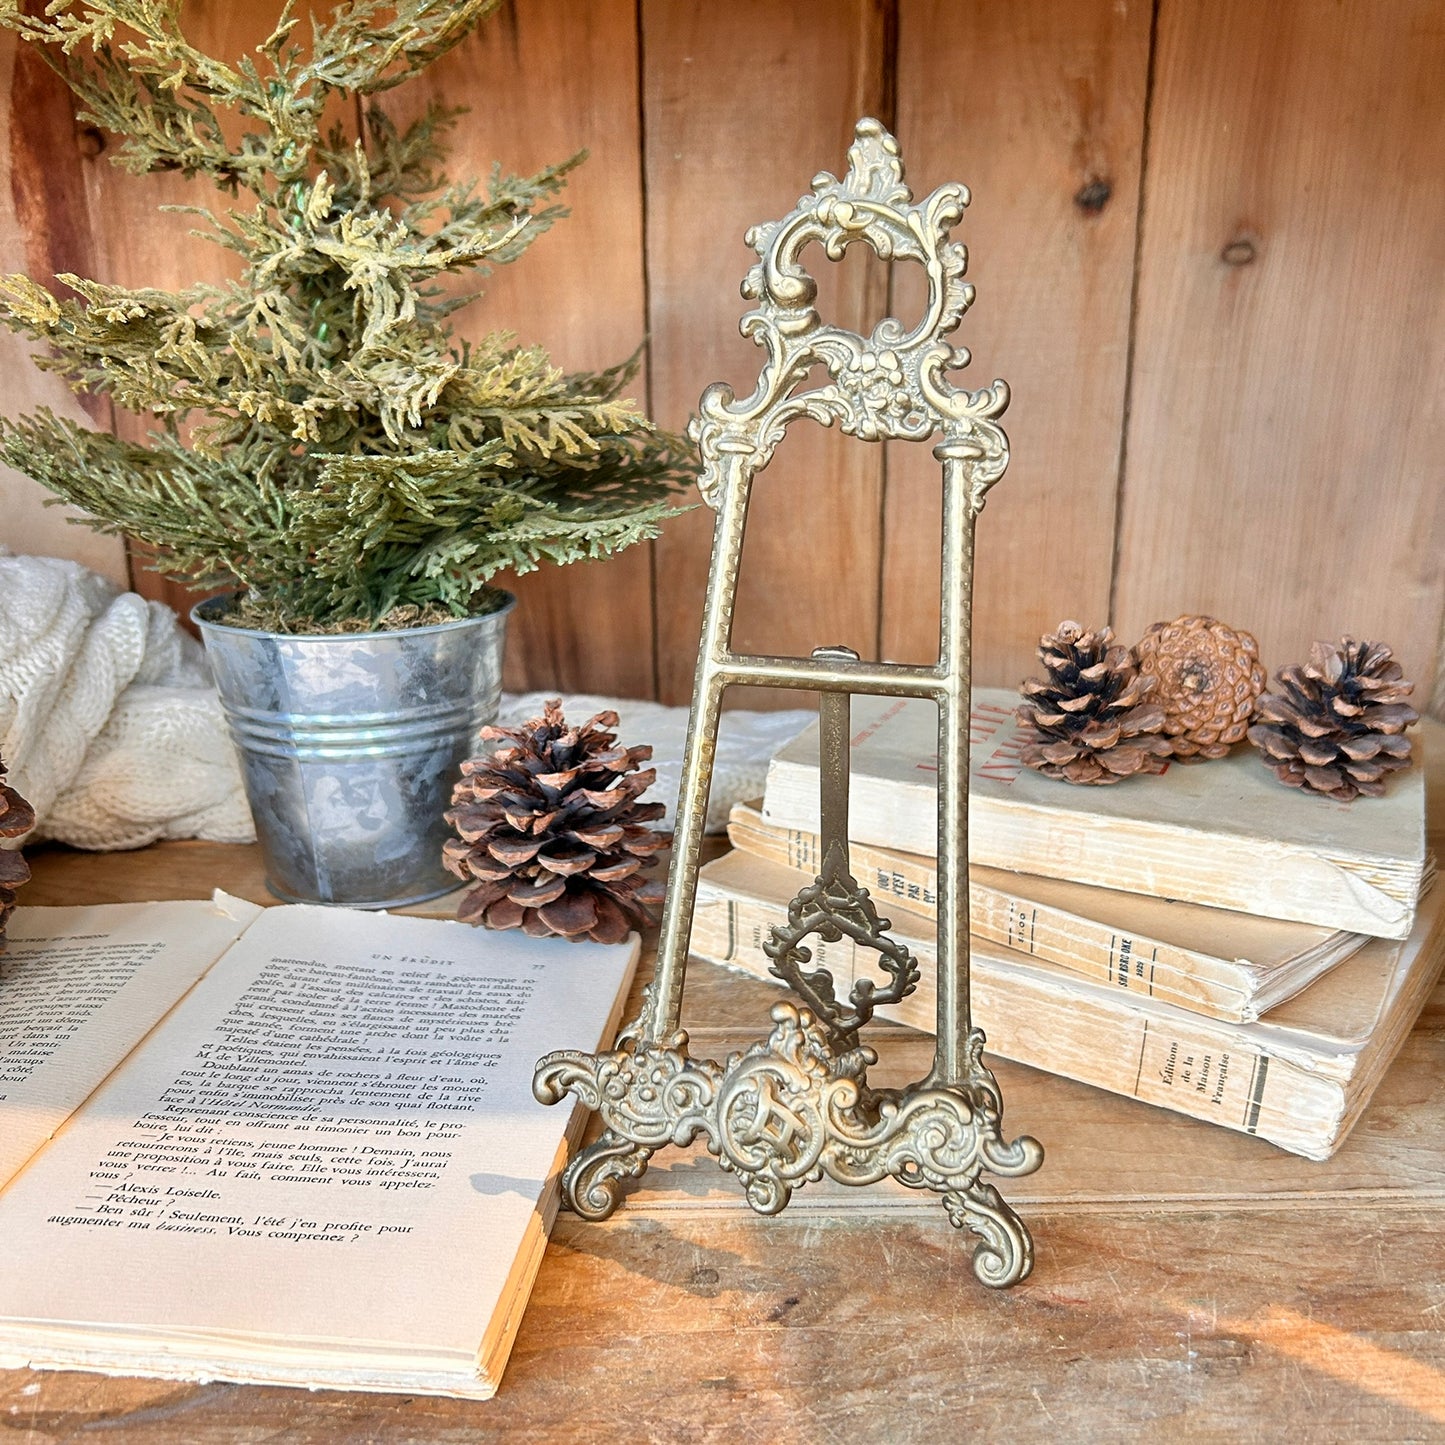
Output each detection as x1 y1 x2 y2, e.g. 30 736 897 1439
5 838 1445 1443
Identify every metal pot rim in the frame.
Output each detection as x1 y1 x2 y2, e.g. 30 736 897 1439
190 590 517 642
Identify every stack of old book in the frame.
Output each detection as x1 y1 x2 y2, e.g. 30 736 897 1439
690 689 1439 1160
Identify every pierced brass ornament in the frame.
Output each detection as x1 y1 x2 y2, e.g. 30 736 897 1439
534 118 1042 1287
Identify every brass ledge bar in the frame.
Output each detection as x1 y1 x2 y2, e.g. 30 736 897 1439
713 654 949 697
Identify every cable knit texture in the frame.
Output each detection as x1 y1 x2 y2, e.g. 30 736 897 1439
0 553 253 849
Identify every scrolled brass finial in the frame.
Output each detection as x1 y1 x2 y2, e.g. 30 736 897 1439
690 117 1008 507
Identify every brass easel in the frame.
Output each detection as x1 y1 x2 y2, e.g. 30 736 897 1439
535 118 1042 1287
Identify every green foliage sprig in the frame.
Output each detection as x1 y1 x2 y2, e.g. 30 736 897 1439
0 0 692 628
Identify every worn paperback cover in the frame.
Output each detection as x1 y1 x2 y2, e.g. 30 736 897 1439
760 689 1429 938
0 895 638 1398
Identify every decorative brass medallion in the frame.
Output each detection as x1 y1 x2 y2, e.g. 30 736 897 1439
535 118 1042 1287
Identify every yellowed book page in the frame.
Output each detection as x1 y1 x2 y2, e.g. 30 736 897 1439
0 896 261 1189
698 849 1418 1058
0 906 637 1397
691 851 1445 1158
688 882 1345 1155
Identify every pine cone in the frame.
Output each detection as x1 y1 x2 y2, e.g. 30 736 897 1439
443 700 667 944
1247 639 1418 801
1016 621 1171 785
0 757 34 954
1134 614 1267 760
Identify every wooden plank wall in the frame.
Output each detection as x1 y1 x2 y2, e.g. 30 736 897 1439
0 25 127 585
2 0 1442 708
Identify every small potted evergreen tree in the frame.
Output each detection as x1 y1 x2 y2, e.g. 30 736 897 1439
0 0 690 906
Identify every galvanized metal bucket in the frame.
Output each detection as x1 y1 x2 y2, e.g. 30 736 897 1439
193 596 515 908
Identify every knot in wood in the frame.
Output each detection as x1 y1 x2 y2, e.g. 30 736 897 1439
1221 236 1258 267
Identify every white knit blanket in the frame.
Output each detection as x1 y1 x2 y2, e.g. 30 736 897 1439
0 553 253 848
0 554 811 850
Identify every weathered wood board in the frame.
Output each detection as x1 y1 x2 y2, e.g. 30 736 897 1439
3 0 1442 696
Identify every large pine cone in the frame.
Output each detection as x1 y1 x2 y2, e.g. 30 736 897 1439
443 700 667 944
1134 614 1267 760
1 758 34 954
1247 639 1418 801
1017 621 1171 785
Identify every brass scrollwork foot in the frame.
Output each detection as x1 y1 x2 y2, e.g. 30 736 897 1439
534 1025 723 1220
558 1130 656 1222
942 1181 1036 1288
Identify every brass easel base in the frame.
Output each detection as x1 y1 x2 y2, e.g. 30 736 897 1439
534 1004 1043 1288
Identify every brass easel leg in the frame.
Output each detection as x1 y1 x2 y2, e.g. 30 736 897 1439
640 461 750 1043
929 445 980 1088
539 470 750 1220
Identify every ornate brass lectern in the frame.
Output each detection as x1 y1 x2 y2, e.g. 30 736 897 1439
535 118 1042 1287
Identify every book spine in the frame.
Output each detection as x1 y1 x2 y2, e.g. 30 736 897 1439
690 888 1346 1159
726 817 1252 1022
966 881 1249 1018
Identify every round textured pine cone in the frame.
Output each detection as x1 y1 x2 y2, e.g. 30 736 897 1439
1247 639 1418 802
443 700 667 944
0 757 34 954
1133 614 1267 760
1016 621 1171 785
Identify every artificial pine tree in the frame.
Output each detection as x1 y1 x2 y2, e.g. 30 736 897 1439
0 0 691 630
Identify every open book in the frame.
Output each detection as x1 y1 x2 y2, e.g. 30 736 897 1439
0 896 638 1398
727 801 1369 1023
761 690 1429 938
690 849 1445 1160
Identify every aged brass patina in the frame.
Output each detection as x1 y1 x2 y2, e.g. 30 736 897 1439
535 118 1042 1287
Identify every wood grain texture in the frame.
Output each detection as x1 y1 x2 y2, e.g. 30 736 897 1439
11 693 1445 1429
884 0 1152 685
1114 0 1445 694
643 0 893 705
0 28 126 584
5 1203 1443 1441
5 3 1445 709
384 0 658 696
